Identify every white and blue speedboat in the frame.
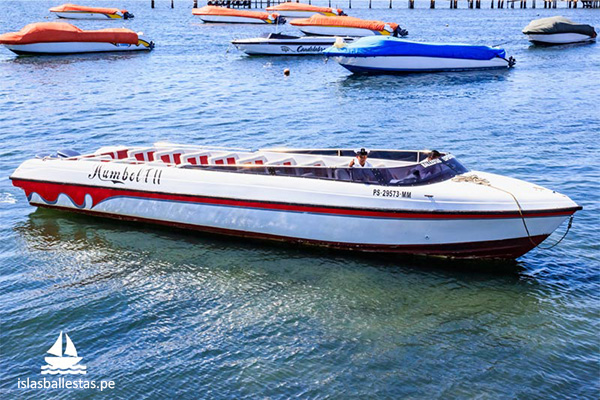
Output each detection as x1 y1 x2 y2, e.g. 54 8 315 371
324 36 515 74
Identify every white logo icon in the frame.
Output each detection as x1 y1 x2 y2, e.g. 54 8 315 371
41 331 87 375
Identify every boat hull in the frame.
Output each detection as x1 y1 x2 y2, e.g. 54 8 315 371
197 15 274 24
11 175 579 259
233 37 351 55
52 11 122 19
3 40 153 55
44 357 82 369
527 33 596 45
296 25 388 37
333 55 510 74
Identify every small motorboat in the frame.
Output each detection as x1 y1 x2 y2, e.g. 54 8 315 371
523 16 597 45
0 22 154 55
232 33 354 55
290 15 407 37
324 36 515 74
49 3 133 19
10 143 581 259
192 6 284 24
266 2 345 18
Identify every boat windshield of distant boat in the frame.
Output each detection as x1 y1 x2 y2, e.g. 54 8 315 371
10 143 581 259
290 15 407 37
49 3 133 19
192 6 285 24
232 33 355 55
523 16 597 45
0 22 154 55
266 2 346 18
324 36 515 74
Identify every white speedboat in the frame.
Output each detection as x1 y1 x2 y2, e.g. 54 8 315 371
523 16 596 45
49 3 133 19
290 15 407 37
0 22 153 55
232 33 354 55
192 6 284 24
266 2 345 18
10 143 581 259
324 36 515 74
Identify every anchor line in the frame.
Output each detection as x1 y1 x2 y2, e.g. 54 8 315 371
453 174 575 250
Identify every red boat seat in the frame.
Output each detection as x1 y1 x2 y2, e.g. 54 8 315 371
128 148 156 162
210 153 239 165
181 152 212 166
238 155 267 165
267 157 297 166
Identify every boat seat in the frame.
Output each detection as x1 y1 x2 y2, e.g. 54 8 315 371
267 157 297 166
154 149 186 165
128 148 156 162
300 159 325 167
182 151 212 166
97 148 129 160
210 153 239 165
238 155 267 165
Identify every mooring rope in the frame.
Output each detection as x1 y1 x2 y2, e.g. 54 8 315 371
452 174 575 250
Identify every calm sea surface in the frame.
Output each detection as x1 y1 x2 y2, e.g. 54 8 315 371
1 1 599 398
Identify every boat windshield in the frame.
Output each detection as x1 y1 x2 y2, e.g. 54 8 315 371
186 154 468 186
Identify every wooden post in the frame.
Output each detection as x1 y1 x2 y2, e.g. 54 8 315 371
348 0 351 9
476 0 480 7
171 0 174 8
454 0 458 7
409 0 414 7
431 0 436 7
369 0 372 7
532 0 535 7
390 0 393 7
491 0 494 7
151 0 155 8
193 0 197 7
329 0 331 6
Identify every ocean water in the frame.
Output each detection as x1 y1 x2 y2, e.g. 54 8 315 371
1 1 599 398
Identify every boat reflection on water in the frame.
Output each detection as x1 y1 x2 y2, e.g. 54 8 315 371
16 208 526 279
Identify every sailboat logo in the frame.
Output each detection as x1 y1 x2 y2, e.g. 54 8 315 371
41 331 87 375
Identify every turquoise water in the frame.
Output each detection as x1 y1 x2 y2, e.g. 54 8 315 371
1 1 599 398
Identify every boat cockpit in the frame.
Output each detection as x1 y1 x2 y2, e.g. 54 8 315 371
53 144 469 187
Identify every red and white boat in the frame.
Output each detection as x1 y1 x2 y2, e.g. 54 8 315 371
10 143 581 259
192 6 284 24
266 2 345 18
49 3 133 19
0 22 153 55
290 15 407 37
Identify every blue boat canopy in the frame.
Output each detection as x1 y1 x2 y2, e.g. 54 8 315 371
324 36 506 60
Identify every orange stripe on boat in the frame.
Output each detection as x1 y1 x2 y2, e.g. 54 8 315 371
49 3 127 15
0 22 138 45
290 15 398 32
266 2 343 15
192 6 277 21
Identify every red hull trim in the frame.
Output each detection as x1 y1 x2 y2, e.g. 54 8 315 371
11 178 581 221
35 203 549 259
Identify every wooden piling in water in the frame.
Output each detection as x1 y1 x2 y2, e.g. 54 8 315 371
193 0 197 7
409 0 414 8
151 0 155 8
431 0 435 8
171 0 174 8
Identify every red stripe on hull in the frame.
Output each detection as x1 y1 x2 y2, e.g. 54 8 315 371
11 178 581 221
34 203 548 259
